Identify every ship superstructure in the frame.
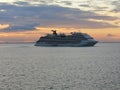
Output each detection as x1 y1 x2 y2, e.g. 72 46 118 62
35 30 98 47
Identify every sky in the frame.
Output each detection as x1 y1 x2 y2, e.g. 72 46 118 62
0 0 120 43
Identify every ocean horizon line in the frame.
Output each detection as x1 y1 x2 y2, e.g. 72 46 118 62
0 42 120 44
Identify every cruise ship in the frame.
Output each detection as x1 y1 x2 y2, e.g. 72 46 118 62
35 30 98 47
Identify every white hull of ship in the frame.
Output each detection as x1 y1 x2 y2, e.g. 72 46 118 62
35 40 98 47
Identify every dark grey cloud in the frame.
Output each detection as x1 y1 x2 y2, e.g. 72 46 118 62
0 3 119 32
111 1 120 12
4 23 40 32
13 1 30 6
93 6 109 12
79 4 90 7
39 0 54 4
30 0 54 2
24 0 54 4
60 1 72 5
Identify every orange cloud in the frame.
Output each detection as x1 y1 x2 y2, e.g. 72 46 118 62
0 24 9 29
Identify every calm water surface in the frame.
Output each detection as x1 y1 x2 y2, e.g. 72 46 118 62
0 43 120 90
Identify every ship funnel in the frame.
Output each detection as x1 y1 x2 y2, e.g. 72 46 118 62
51 30 57 35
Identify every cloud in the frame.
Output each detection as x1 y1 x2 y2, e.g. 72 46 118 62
0 24 10 29
13 1 30 6
27 0 54 2
0 3 119 33
107 34 116 37
60 1 72 5
4 23 40 32
79 4 90 8
111 1 120 12
34 5 118 28
20 0 54 5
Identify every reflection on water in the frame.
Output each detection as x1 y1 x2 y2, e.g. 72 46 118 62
0 43 120 90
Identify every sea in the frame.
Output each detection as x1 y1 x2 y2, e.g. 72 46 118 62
0 43 120 90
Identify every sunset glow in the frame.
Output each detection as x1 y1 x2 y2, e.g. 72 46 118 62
0 0 120 43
